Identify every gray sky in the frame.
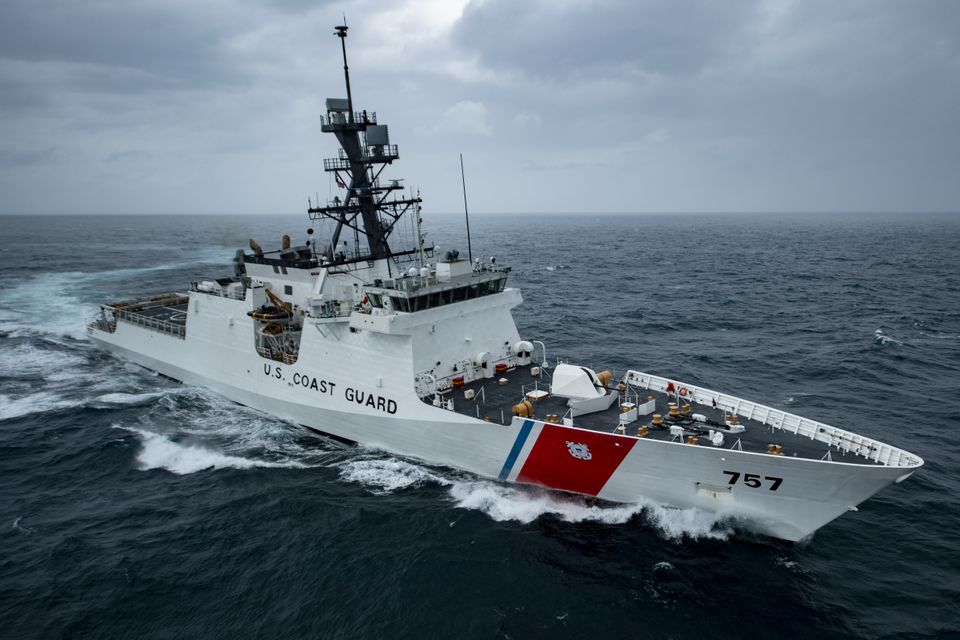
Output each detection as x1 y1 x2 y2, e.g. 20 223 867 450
1 0 958 215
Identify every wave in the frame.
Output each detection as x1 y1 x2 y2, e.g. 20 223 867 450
447 480 644 524
774 555 802 572
124 427 308 475
0 273 94 340
0 248 231 340
90 390 174 408
151 389 334 461
12 517 35 534
338 457 453 494
0 343 88 378
446 481 731 541
69 247 231 282
0 391 82 421
639 501 733 541
336 454 732 541
0 387 176 421
874 328 904 346
0 339 176 420
112 388 338 474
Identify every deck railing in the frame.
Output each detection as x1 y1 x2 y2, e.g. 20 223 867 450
256 346 297 364
624 370 923 468
115 308 186 339
190 283 245 301
319 111 377 126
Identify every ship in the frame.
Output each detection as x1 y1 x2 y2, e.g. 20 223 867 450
87 25 923 542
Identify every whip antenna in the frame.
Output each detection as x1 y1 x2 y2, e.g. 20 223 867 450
460 153 473 264
334 22 353 123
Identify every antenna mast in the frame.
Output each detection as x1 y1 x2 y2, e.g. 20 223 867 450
334 24 354 123
307 24 429 268
460 153 473 264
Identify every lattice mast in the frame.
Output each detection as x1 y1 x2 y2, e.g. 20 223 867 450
309 24 422 266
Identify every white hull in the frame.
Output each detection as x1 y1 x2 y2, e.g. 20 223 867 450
90 310 917 542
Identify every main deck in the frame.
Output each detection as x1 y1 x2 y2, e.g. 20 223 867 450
436 363 907 466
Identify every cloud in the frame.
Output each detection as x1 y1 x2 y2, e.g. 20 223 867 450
104 149 149 164
452 0 754 81
0 0 957 214
0 146 60 168
425 100 493 136
0 1 252 94
512 112 541 129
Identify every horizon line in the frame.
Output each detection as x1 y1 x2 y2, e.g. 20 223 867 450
2 210 959 217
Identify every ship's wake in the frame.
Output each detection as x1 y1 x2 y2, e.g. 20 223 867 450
0 251 238 421
0 340 132 420
0 248 231 341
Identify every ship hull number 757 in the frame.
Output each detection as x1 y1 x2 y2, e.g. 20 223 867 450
723 471 783 491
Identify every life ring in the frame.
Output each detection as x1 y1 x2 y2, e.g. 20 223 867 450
678 386 689 397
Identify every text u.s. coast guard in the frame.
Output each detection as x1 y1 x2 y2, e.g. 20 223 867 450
263 363 397 414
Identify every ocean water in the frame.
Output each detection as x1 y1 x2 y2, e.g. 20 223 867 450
1 212 959 639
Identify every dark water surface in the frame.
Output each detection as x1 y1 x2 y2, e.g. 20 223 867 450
1 213 958 639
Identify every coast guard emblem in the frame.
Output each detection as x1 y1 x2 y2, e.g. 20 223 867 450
565 441 592 461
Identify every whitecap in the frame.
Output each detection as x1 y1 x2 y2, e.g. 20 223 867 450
446 480 732 541
0 391 82 421
446 481 642 525
874 328 903 346
338 457 452 494
641 502 731 541
0 272 96 340
91 391 171 407
0 343 87 378
12 517 35 534
333 453 735 541
151 389 332 464
775 556 801 571
0 249 231 341
125 427 306 475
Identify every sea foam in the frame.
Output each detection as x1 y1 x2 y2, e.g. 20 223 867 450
335 453 732 541
0 392 83 421
127 427 307 475
338 457 453 494
0 250 230 340
446 480 731 540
